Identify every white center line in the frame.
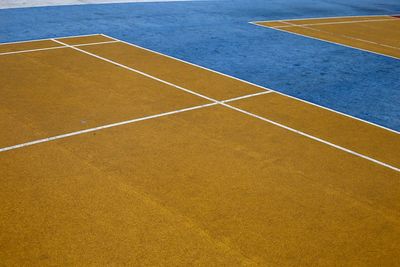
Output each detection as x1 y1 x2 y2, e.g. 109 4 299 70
0 91 273 153
0 103 218 153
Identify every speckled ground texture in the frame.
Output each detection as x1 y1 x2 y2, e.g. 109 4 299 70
0 0 399 131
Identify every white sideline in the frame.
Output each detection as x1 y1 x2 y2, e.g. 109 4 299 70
274 18 397 28
101 33 400 134
251 14 400 23
225 104 399 172
0 40 118 56
49 38 400 172
0 46 66 56
279 20 400 51
250 15 400 60
222 91 273 103
250 22 400 60
0 33 101 45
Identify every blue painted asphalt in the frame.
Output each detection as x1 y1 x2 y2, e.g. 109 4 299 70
1 0 399 130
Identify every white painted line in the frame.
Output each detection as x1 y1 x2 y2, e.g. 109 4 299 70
279 20 400 51
56 33 113 40
222 90 272 103
51 38 400 172
0 91 271 153
249 22 400 60
251 14 399 24
52 38 218 102
75 40 119 47
0 40 119 56
0 103 218 153
222 104 400 173
101 33 400 134
0 45 67 56
274 18 397 28
0 33 102 46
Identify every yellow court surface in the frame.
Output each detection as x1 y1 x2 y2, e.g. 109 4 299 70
1 34 400 266
253 15 400 59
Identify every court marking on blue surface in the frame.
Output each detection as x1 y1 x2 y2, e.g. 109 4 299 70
250 14 400 60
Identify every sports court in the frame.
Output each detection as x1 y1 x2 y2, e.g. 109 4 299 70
1 1 399 266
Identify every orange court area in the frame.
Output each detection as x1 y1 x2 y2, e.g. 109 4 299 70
254 15 400 59
1 34 400 266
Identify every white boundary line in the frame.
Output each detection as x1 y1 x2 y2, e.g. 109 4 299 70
52 38 222 101
274 18 396 28
249 21 400 61
0 33 101 46
0 40 119 56
279 20 400 51
0 91 273 153
250 14 400 60
0 45 66 56
222 90 273 103
49 38 400 171
101 33 400 134
225 104 399 172
251 14 400 24
75 40 119 46
0 103 218 153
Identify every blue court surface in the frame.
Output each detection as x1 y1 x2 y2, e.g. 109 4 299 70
1 0 399 131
